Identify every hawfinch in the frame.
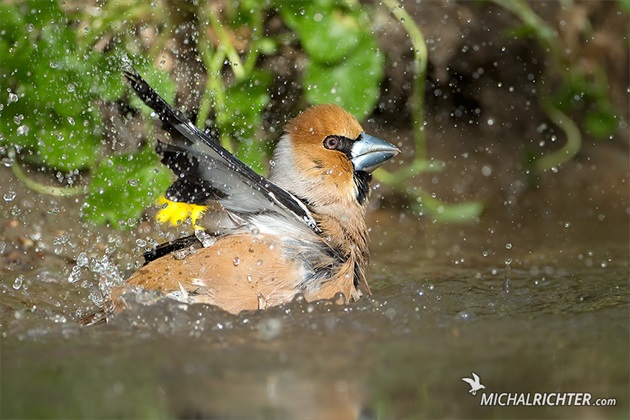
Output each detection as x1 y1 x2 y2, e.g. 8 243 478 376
86 69 399 322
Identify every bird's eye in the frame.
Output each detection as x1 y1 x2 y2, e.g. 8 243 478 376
323 136 339 150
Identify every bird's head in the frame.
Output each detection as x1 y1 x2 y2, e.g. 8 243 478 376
270 104 400 211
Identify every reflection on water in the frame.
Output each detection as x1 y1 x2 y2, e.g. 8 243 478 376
0 164 628 418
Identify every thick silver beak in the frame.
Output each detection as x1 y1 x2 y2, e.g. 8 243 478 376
351 133 400 173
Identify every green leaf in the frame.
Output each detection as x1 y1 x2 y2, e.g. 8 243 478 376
230 0 266 28
23 0 65 25
0 1 108 172
84 147 171 228
281 2 362 64
223 70 272 171
0 4 26 47
85 51 127 101
584 106 618 139
33 122 101 171
304 35 384 118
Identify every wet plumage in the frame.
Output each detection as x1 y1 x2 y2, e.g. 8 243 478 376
82 69 399 323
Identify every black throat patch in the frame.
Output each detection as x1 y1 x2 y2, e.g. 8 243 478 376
353 171 371 205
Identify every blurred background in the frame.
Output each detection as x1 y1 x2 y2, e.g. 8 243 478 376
1 0 627 224
0 1 628 418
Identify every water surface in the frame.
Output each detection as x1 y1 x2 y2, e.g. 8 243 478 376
1 163 628 419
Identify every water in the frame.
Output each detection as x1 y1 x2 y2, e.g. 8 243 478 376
0 164 628 418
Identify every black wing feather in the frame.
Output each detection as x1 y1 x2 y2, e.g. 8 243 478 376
157 142 226 203
142 234 202 264
123 68 320 233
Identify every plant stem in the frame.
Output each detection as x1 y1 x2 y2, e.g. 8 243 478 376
490 0 560 59
534 100 582 172
376 0 431 187
490 0 582 173
10 151 86 197
196 29 235 152
207 8 245 80
383 0 428 162
377 1 483 221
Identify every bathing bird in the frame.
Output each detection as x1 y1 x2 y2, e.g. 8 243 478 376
82 68 399 323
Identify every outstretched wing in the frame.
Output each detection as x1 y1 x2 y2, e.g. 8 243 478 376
123 68 320 234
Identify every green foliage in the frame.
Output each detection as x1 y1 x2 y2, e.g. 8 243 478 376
223 71 273 172
2 0 388 228
194 0 385 168
584 105 617 139
0 1 175 227
415 194 485 223
0 1 119 171
379 0 482 223
553 71 618 139
490 0 621 172
281 1 362 64
84 147 171 228
279 0 384 117
304 34 383 118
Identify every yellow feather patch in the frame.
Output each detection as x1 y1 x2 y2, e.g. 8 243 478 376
155 196 206 230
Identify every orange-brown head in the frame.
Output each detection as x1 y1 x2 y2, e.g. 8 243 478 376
270 104 399 212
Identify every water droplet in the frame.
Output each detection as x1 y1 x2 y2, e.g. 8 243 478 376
333 292 346 306
3 190 16 202
13 275 24 290
195 230 216 248
16 125 29 136
257 317 283 340
505 243 512 250
246 275 253 283
89 290 103 307
68 265 82 283
384 308 396 320
456 311 474 321
8 92 18 103
233 257 241 266
76 252 88 267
